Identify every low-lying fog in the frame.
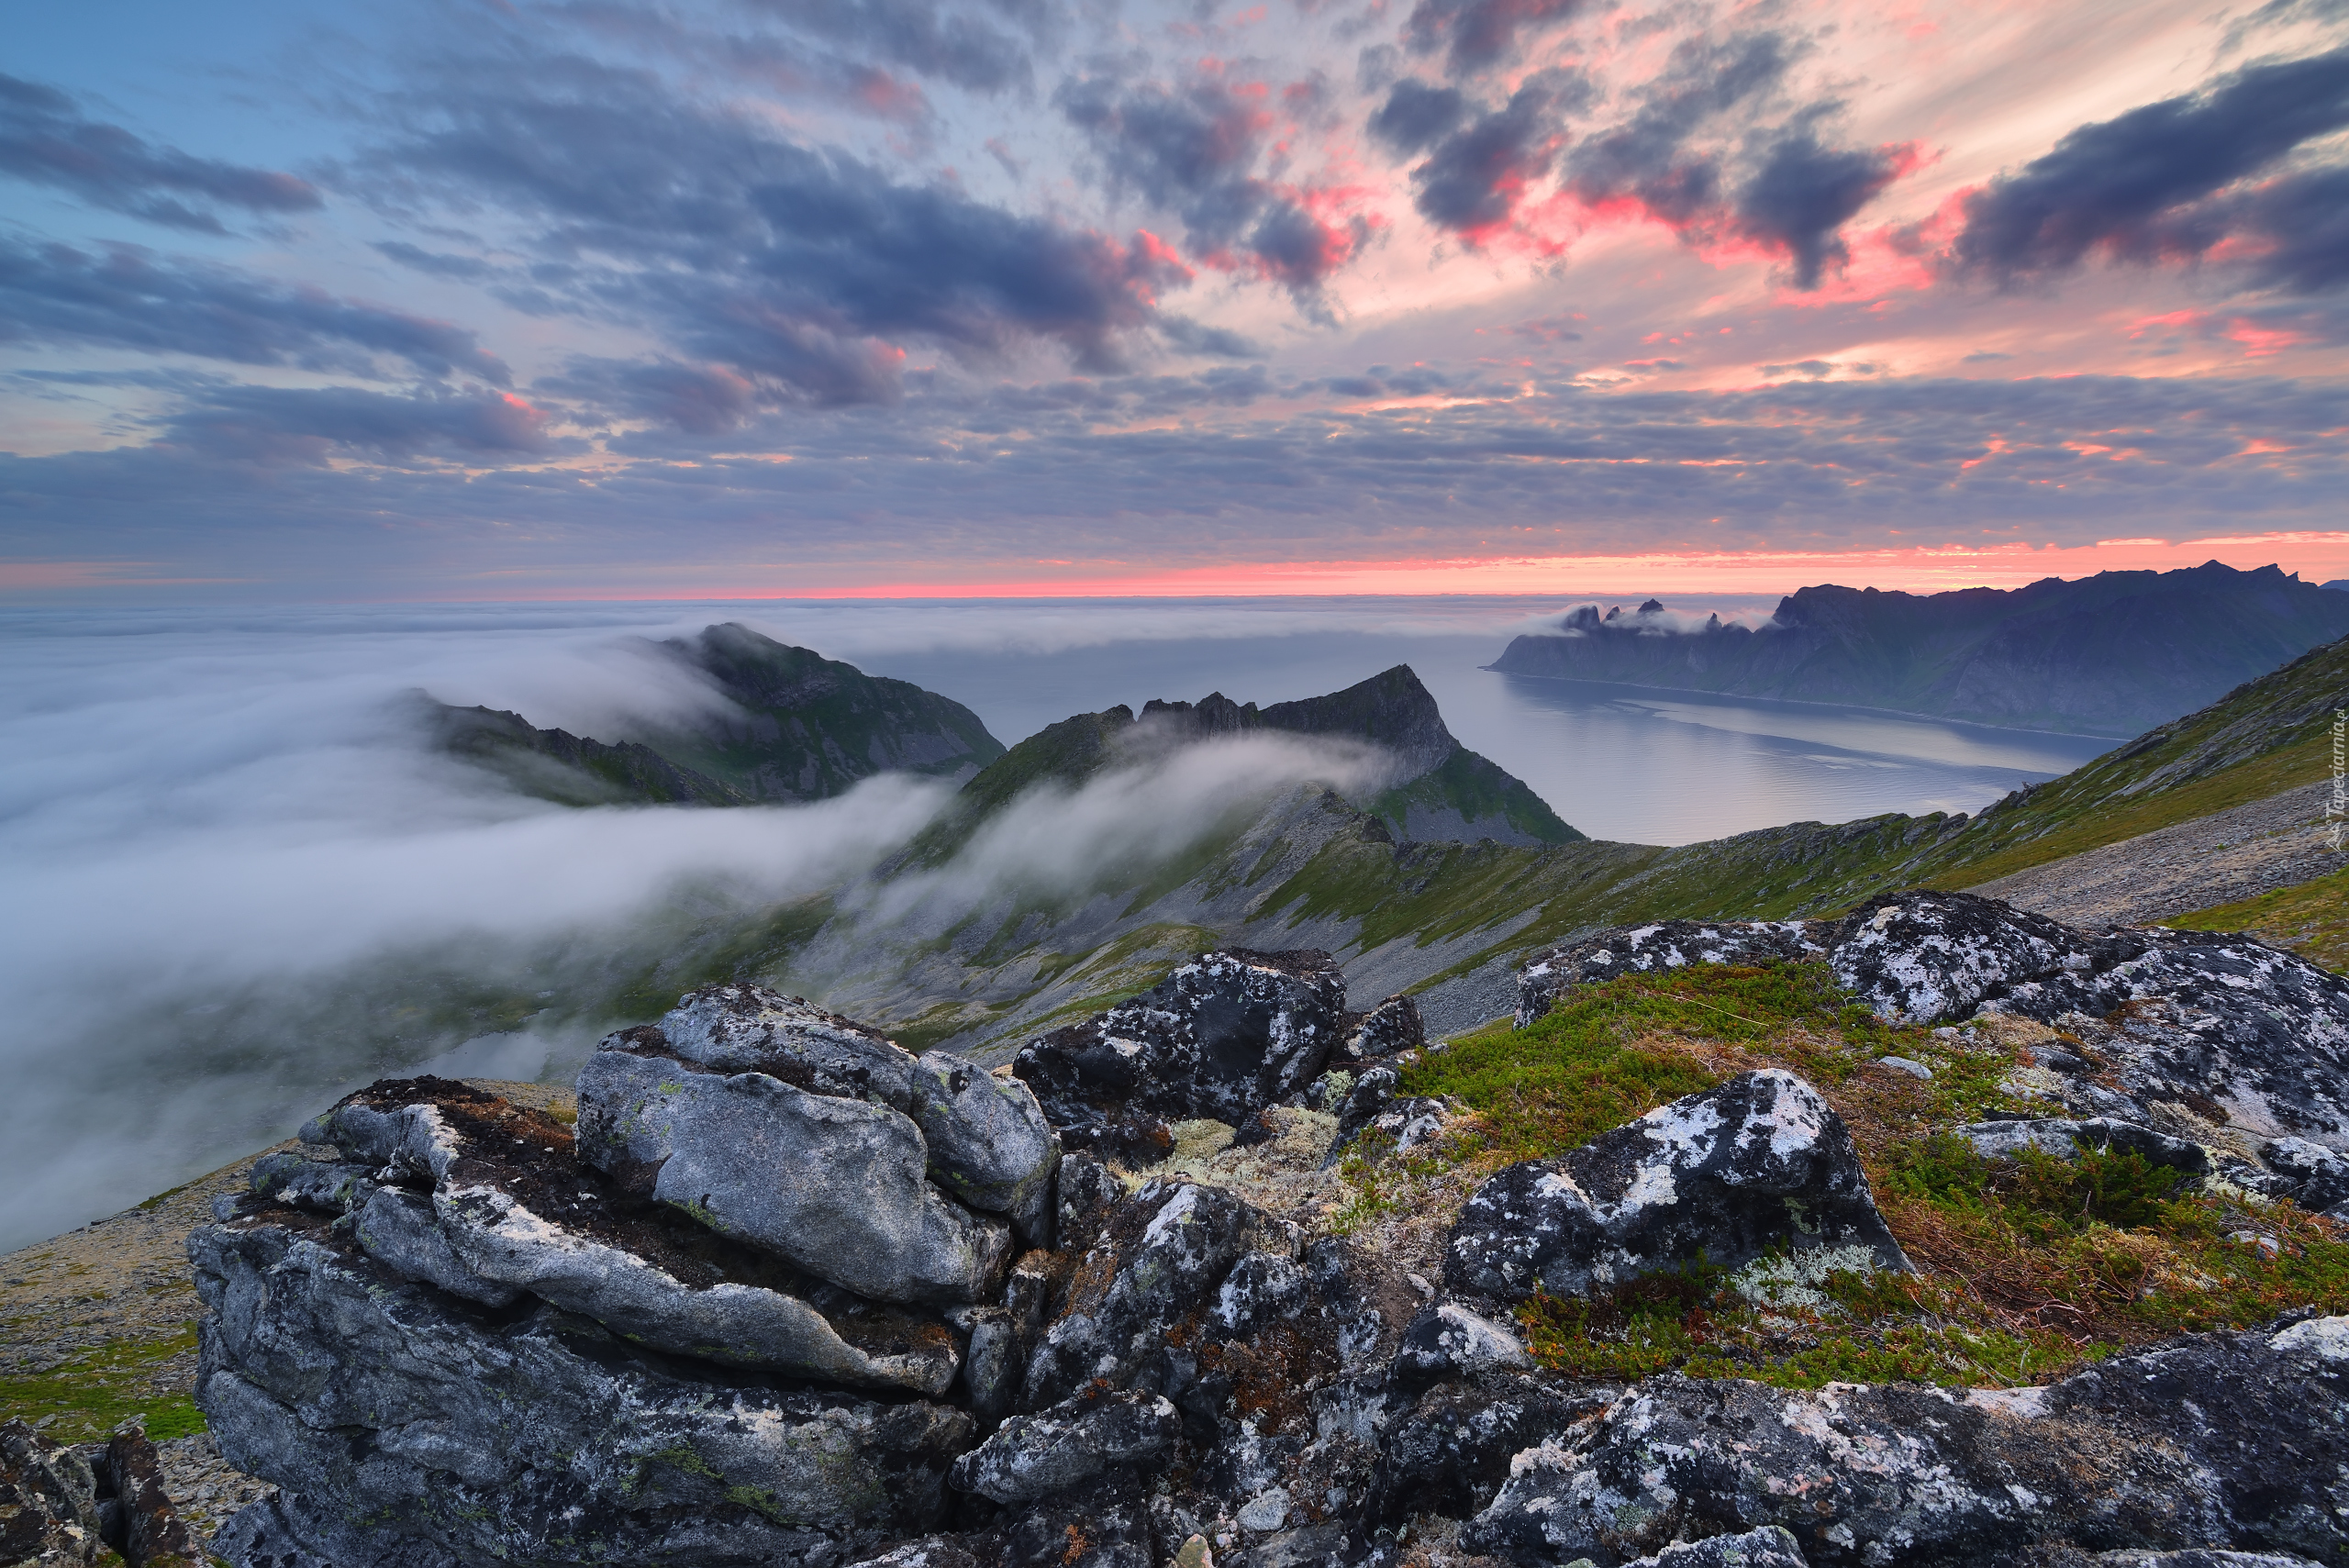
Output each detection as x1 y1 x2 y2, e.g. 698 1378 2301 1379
0 596 2104 1251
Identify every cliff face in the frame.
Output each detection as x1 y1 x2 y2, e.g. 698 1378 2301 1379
1491 562 2349 737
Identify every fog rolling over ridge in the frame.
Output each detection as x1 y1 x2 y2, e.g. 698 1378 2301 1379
0 607 1420 1253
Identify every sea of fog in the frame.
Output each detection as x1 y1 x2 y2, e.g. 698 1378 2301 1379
0 596 2111 1252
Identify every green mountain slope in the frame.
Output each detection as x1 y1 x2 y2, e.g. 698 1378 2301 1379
1493 562 2349 737
652 624 1006 800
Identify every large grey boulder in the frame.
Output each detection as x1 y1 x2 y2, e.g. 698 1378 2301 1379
1013 950 1348 1141
583 984 1059 1245
1445 1070 1908 1303
948 1390 1179 1505
297 1078 962 1393
1464 1315 2349 1566
192 1218 974 1568
577 1048 1012 1307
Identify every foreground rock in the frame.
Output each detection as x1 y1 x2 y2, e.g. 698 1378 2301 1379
1 1418 200 1568
1466 1314 2349 1566
195 1218 971 1568
1517 890 2349 1204
1446 1070 1909 1303
576 984 1051 1296
1014 950 1348 1154
301 1076 962 1393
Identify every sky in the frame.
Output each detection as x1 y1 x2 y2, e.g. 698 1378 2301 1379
5 0 2349 599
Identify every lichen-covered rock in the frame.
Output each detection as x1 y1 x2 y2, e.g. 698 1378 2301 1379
1336 994 1427 1065
246 1151 378 1216
349 1185 524 1308
1445 1070 1908 1303
1021 1179 1300 1409
1387 1303 1532 1397
192 1218 974 1568
1014 950 1348 1134
0 1418 119 1567
1465 1315 2349 1566
1956 1117 2211 1175
1513 891 2349 1210
1364 1372 1604 1528
1518 920 1825 1027
574 1046 1012 1307
582 984 1059 1237
948 1389 1179 1505
1325 1062 1453 1165
100 1426 197 1568
1627 1528 1810 1568
295 1079 964 1392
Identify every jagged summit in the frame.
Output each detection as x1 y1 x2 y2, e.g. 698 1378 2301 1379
920 664 1577 862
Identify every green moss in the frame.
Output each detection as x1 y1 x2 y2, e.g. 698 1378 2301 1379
1397 963 1918 1164
0 1323 205 1441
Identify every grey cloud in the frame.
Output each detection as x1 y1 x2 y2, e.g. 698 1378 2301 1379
1733 128 1905 286
1403 0 1589 73
734 0 1044 93
1368 80 1468 154
24 373 2343 585
158 384 553 463
363 54 1187 395
0 72 322 233
1410 82 1564 235
1951 47 2349 284
1056 70 1362 293
373 239 496 281
0 236 511 384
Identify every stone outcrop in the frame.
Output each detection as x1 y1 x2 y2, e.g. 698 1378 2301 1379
195 1219 971 1568
182 917 2349 1568
0 1418 198 1568
575 983 1053 1289
1464 1315 2349 1567
1517 891 2349 1207
1446 1070 1909 1303
1013 950 1348 1157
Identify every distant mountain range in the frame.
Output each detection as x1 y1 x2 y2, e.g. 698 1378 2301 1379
1490 562 2349 737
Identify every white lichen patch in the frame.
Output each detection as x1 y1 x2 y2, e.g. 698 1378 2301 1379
1730 1243 1887 1314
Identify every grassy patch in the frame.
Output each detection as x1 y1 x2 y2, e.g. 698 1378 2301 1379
1354 957 2349 1392
2165 865 2349 974
1395 962 1965 1165
0 1324 205 1441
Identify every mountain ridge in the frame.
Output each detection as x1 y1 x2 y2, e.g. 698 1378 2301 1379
1491 562 2349 736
